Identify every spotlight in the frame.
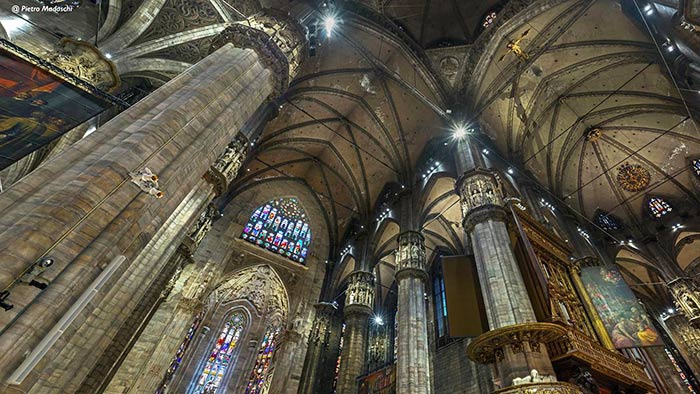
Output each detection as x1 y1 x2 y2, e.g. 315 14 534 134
374 315 384 325
507 167 515 175
323 16 337 37
668 308 675 314
0 291 13 311
453 125 467 139
482 148 489 155
39 257 54 268
105 53 112 59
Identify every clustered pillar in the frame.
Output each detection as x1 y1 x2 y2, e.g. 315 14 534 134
299 302 336 394
336 271 374 394
457 169 567 391
0 8 308 392
395 231 432 394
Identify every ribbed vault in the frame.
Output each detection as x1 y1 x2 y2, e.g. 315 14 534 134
469 0 700 230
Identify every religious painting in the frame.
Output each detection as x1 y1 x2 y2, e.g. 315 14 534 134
358 364 396 394
0 47 110 170
580 266 663 349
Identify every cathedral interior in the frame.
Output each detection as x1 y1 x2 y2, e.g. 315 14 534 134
2 0 700 393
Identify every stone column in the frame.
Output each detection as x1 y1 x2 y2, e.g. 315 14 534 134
336 271 374 394
458 169 559 389
394 231 431 394
299 302 335 394
668 277 700 328
0 13 306 392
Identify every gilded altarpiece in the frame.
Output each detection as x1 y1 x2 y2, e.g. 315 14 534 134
515 210 595 338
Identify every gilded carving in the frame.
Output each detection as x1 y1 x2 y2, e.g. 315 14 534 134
668 277 700 327
493 382 582 394
466 322 567 364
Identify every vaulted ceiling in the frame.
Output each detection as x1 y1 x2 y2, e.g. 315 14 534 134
468 0 700 231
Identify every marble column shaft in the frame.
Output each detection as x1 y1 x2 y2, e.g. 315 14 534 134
299 303 334 394
395 231 431 394
336 271 374 394
0 44 274 391
459 170 555 387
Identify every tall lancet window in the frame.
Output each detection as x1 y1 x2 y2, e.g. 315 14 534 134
193 312 246 394
241 198 311 264
245 326 280 394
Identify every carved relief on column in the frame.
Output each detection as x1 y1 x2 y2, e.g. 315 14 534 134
345 271 375 314
204 137 248 196
180 203 219 259
395 231 428 281
457 169 507 230
668 277 700 327
210 9 308 98
43 38 120 92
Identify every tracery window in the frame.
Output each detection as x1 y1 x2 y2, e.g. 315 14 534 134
648 197 673 218
241 198 311 264
595 212 622 231
245 326 280 394
193 312 246 394
482 11 497 28
692 159 700 177
156 311 205 394
332 323 346 393
432 264 449 343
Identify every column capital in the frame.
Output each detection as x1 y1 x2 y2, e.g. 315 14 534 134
345 271 375 315
204 137 248 196
395 231 428 281
668 277 700 327
210 9 308 99
456 168 507 230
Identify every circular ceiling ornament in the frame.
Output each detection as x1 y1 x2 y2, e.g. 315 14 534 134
584 127 602 142
617 163 651 192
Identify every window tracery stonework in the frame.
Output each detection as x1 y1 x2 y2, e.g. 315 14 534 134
668 277 700 327
134 0 222 46
216 265 289 325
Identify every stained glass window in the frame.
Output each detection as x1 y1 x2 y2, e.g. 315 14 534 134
332 323 346 393
595 212 622 231
245 327 280 394
193 312 246 394
432 261 449 347
241 198 311 264
483 11 497 28
648 197 673 218
156 311 205 394
692 159 700 177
